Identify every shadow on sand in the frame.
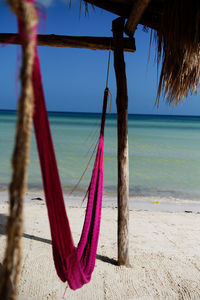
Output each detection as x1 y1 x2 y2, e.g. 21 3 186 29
0 213 117 266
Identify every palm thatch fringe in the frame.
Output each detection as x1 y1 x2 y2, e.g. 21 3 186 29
153 0 200 105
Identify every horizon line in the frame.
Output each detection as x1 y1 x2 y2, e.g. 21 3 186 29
0 109 200 118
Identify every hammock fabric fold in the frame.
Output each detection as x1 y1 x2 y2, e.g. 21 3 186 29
18 9 108 290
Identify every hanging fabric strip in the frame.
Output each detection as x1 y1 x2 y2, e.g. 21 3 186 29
18 1 109 290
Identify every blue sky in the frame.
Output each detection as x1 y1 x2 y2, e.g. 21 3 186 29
0 0 200 115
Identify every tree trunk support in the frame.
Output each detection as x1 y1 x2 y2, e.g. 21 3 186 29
85 0 160 31
125 0 151 36
112 17 130 267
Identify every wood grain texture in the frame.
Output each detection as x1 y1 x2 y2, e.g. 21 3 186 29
125 0 151 36
112 17 130 267
85 0 161 30
0 33 136 52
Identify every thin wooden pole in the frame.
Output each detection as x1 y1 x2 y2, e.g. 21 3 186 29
0 33 135 52
112 17 130 267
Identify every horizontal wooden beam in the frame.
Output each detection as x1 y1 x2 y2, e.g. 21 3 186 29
0 33 136 52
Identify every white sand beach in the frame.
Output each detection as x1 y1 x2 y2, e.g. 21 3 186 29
1 191 200 299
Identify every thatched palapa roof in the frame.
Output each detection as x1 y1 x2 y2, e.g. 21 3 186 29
84 0 200 105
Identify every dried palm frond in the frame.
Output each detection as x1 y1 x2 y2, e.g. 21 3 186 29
153 0 200 105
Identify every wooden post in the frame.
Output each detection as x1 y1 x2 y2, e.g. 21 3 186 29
112 17 130 267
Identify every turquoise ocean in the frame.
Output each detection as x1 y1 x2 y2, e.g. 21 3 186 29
1 110 200 201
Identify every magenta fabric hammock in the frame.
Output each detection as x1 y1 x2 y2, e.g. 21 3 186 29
18 6 109 290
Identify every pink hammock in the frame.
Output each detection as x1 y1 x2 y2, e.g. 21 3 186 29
18 8 109 290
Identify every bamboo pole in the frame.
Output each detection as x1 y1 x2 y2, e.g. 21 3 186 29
125 0 151 36
112 17 130 267
0 33 135 52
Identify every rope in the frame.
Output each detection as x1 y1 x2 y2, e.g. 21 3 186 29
105 46 111 88
0 1 38 299
108 89 112 114
106 44 112 114
68 47 113 197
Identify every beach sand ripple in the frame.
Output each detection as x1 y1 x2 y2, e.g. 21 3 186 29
0 194 200 299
